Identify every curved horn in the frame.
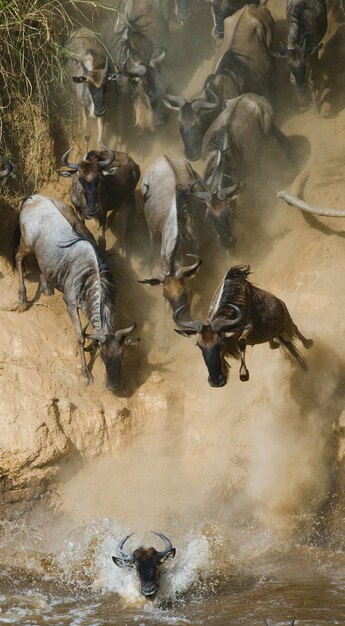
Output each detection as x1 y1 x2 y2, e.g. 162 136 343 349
61 148 80 171
163 93 186 110
175 254 203 279
173 305 203 333
217 180 241 201
277 190 345 217
0 158 13 178
115 321 136 341
151 531 173 557
205 79 220 107
98 144 115 168
117 532 135 562
191 98 218 113
210 305 244 332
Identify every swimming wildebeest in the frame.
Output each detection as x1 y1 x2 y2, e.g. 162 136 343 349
113 0 169 130
13 195 138 390
271 0 327 109
59 145 140 250
174 265 313 387
112 531 176 597
201 94 291 247
164 4 275 160
0 158 13 179
139 155 206 313
66 28 117 148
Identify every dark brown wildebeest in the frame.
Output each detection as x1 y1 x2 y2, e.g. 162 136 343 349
13 194 139 390
139 155 206 313
164 4 275 160
59 146 140 251
201 94 291 247
112 531 176 597
113 0 169 130
0 158 13 179
174 265 313 387
271 0 327 109
66 28 117 149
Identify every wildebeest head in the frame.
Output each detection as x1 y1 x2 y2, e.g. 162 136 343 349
84 322 139 391
139 254 203 312
203 174 245 248
164 89 219 161
112 531 176 597
72 57 118 117
272 39 322 108
58 146 116 219
174 304 243 387
122 48 168 130
0 158 13 179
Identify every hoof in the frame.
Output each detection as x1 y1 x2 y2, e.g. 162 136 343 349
305 338 314 349
81 372 94 385
240 371 249 382
17 302 28 313
41 287 54 296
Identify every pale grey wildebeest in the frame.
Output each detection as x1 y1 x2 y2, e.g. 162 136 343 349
13 195 138 390
174 265 313 387
66 28 117 149
201 93 292 247
164 4 275 160
139 155 207 314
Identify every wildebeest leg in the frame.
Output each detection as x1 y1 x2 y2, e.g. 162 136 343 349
15 241 30 310
65 301 94 384
238 338 249 382
40 274 54 296
81 107 90 152
293 324 314 349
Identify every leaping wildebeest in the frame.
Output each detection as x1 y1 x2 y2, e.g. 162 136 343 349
201 94 291 248
59 145 140 251
66 28 117 149
113 0 169 130
174 265 313 387
164 4 275 160
13 195 139 390
112 531 176 597
139 155 206 313
271 0 327 109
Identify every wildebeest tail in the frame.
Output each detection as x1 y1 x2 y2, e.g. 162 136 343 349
272 126 294 162
278 336 307 371
10 197 27 270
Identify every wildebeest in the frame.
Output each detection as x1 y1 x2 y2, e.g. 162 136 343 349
13 195 138 390
211 0 260 41
201 94 291 247
164 4 275 160
139 155 206 313
59 146 140 250
0 158 13 179
113 0 169 130
112 531 176 597
272 0 327 109
66 28 117 149
174 265 313 387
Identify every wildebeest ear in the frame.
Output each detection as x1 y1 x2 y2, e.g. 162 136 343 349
102 167 118 176
158 548 176 563
124 337 140 346
138 278 163 286
57 169 75 178
73 75 87 83
174 328 197 337
112 556 135 569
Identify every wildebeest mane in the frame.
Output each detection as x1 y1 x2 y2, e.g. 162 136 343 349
215 265 251 315
59 234 116 333
206 127 228 154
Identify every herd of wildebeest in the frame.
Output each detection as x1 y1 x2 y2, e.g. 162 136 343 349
0 0 342 604
2 0 340 397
